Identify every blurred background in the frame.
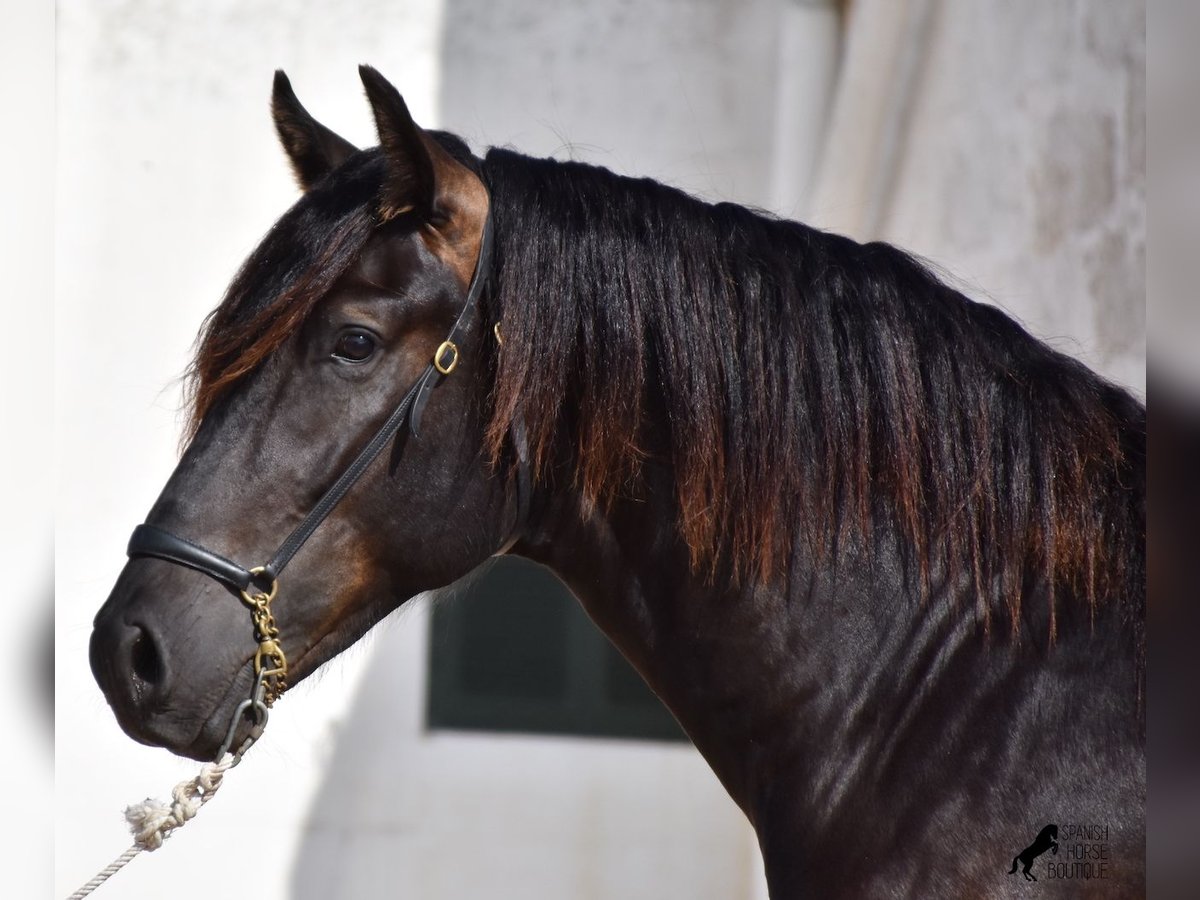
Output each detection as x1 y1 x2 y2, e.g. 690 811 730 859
42 1 1154 898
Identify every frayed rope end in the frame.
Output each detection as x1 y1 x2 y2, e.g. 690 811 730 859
122 755 235 851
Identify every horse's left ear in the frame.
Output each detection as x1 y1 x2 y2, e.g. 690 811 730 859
272 71 359 191
358 65 482 228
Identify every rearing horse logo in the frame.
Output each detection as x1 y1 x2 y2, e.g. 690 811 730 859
1008 824 1059 881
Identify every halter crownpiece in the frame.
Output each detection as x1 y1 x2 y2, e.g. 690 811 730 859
126 204 497 760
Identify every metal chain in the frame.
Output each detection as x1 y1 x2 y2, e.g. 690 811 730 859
214 573 289 761
238 569 288 707
247 591 288 705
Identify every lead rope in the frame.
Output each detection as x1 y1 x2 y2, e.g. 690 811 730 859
66 578 286 900
66 754 236 900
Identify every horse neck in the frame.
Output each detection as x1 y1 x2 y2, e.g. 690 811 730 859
512 458 1144 895
510 462 926 826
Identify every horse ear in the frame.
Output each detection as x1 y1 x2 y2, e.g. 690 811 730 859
358 65 471 223
271 70 359 191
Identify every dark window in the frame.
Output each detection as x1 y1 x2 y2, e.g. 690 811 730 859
427 557 687 742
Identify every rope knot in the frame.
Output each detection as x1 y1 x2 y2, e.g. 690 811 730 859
123 800 173 850
121 757 234 853
168 782 202 828
69 757 240 899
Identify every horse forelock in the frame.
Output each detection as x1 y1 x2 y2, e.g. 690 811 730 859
185 152 385 439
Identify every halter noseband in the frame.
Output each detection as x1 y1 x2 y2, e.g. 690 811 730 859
124 205 523 759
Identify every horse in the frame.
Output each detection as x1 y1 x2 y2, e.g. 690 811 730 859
89 67 1145 898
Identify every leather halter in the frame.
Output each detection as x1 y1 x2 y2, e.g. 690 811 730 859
127 204 525 595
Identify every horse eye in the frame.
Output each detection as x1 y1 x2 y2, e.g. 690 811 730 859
332 330 377 362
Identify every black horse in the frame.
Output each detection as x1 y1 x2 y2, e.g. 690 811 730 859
90 68 1145 898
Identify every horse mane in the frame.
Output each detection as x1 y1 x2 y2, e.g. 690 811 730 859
187 140 1145 639
479 148 1145 635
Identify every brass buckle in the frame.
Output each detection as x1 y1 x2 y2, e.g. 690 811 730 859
253 638 288 679
434 340 459 375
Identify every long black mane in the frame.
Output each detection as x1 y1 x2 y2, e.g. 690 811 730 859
480 148 1145 638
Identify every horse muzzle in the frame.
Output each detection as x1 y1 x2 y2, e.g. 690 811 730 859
89 560 256 760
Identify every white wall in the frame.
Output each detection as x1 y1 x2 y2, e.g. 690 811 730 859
57 1 843 897
811 0 1145 394
4 3 55 898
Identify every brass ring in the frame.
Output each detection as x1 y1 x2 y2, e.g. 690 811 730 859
434 340 459 375
493 323 504 345
239 565 278 607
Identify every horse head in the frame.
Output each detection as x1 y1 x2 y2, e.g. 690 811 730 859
89 68 517 760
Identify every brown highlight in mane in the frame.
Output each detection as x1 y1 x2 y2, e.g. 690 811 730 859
477 148 1145 639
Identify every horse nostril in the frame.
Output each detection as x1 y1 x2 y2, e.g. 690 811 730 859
130 625 164 688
